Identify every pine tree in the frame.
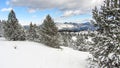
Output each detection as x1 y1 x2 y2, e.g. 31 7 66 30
0 20 5 37
76 34 87 51
33 24 40 42
61 32 72 47
90 0 120 67
40 15 60 48
3 10 26 41
27 22 39 41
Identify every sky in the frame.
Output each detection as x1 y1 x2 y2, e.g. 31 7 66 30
0 0 104 25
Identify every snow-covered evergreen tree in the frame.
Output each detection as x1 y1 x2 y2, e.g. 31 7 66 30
61 32 73 47
0 20 2 37
76 34 87 51
3 10 26 41
0 20 5 37
26 22 39 41
40 15 60 48
90 0 120 67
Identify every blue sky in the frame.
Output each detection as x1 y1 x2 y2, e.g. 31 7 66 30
0 0 103 25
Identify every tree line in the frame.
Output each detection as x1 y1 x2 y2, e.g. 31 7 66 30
3 10 60 48
2 9 93 50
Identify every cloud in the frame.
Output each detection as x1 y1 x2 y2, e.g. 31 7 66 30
28 8 37 13
1 8 13 12
62 10 85 17
8 0 104 16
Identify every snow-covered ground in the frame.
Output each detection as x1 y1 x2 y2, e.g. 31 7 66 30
0 37 90 68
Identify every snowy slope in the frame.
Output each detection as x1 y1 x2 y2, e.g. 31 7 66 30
0 38 90 68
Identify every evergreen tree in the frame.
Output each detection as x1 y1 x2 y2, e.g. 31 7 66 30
61 32 72 47
90 0 120 67
33 24 40 42
0 20 5 37
3 10 25 41
27 22 38 41
40 15 60 48
76 34 87 51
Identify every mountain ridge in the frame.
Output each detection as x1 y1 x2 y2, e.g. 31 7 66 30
23 22 96 32
56 22 96 32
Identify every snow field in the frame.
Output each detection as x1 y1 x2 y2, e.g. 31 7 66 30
0 38 90 68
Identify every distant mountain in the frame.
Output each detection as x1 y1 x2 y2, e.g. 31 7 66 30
78 22 96 31
56 23 76 30
56 22 96 32
23 22 97 32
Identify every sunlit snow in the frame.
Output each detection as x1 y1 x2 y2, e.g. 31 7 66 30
0 37 90 68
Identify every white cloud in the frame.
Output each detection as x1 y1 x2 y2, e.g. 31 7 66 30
62 10 84 17
28 8 37 13
1 8 13 12
8 0 104 16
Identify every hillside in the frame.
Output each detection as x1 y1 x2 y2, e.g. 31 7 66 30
0 37 90 68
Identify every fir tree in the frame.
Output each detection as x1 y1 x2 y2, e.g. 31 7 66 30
27 22 38 41
76 34 87 51
40 15 60 48
61 32 72 47
3 10 26 41
90 0 120 67
0 20 5 37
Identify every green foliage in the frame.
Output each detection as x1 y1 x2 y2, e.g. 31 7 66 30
40 15 60 48
3 10 26 41
26 22 39 41
61 33 72 47
90 0 120 67
76 35 85 50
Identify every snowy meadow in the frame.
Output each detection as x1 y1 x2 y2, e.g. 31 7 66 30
0 37 90 68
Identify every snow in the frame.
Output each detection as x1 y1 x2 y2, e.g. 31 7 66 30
56 23 75 30
0 37 90 68
72 36 77 41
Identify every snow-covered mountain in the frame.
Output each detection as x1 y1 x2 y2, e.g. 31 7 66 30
56 23 77 30
56 22 96 32
23 22 96 32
